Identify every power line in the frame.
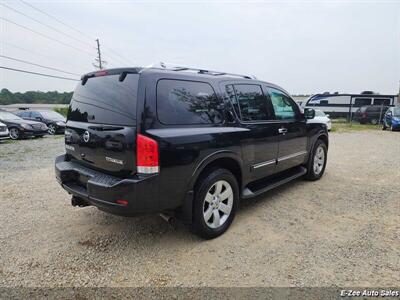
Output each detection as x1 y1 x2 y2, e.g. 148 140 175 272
0 66 79 81
0 54 81 76
0 3 95 51
0 17 94 57
19 0 94 40
1 41 86 71
19 0 134 66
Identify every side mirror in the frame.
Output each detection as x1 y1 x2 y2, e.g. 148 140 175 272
304 108 315 119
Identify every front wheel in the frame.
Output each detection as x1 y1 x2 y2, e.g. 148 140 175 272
305 139 327 181
192 168 239 239
9 128 20 140
48 124 57 135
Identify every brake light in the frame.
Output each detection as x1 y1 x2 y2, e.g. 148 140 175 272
95 70 107 77
116 199 128 206
136 134 159 174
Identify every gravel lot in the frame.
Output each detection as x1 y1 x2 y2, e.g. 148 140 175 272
0 131 399 288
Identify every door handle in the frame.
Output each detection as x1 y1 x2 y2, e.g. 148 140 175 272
278 128 288 134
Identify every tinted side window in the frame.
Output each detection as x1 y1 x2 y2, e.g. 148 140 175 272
354 98 372 107
31 111 41 118
320 100 329 105
157 79 222 125
266 87 297 120
374 98 390 106
225 85 241 119
18 111 31 118
229 84 270 121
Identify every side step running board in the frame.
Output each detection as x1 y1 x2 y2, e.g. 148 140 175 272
242 166 307 198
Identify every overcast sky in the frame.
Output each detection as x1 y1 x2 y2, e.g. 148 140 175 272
0 0 399 94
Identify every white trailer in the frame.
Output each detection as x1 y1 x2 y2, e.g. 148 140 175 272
304 93 397 118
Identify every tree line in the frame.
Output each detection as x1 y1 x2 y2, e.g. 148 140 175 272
0 88 73 105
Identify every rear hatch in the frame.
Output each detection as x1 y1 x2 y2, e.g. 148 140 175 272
65 70 140 177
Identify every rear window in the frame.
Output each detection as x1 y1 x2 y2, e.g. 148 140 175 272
68 74 139 126
156 79 223 125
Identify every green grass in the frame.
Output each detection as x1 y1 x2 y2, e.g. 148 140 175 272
54 107 68 117
331 122 381 133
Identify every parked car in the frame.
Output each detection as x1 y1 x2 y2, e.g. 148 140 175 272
0 109 48 140
382 106 400 131
354 105 391 124
15 110 66 135
55 65 329 239
0 121 9 139
307 109 331 131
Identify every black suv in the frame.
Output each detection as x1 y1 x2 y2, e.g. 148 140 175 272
16 110 66 135
55 66 329 239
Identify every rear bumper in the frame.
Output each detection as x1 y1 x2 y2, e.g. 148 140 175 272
55 154 160 216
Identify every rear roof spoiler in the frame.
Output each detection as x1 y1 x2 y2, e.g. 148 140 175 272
81 68 142 85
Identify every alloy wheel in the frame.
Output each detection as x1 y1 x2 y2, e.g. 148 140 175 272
313 145 325 175
48 124 56 135
203 180 233 229
9 128 19 140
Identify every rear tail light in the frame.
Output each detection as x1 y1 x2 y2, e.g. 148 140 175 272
136 134 159 174
116 199 128 206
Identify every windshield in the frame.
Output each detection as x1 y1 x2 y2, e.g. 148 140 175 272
40 111 65 121
0 111 23 121
315 110 326 117
393 107 400 117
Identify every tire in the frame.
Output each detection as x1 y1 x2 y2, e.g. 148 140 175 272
370 118 378 125
9 128 20 140
305 139 327 181
48 124 57 135
382 123 387 130
191 168 239 239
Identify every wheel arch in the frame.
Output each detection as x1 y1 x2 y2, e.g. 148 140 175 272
190 151 243 192
179 151 243 224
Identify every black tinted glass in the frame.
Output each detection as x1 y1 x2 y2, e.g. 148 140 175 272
157 79 223 125
266 87 297 120
68 74 139 126
232 84 270 121
354 98 372 107
374 98 390 106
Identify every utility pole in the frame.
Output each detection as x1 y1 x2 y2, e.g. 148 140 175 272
93 38 106 70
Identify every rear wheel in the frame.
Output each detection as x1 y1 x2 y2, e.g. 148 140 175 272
305 139 327 181
9 128 20 140
192 168 238 239
370 118 378 125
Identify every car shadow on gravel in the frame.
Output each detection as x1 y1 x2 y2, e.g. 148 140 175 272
72 178 306 248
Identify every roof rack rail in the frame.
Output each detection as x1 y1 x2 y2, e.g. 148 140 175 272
147 62 255 79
